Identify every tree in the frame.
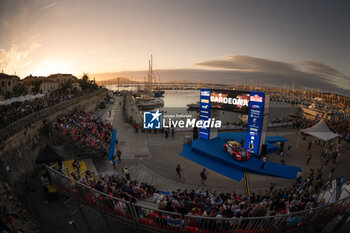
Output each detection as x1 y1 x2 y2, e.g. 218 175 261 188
59 79 73 94
79 73 91 90
31 80 42 94
12 83 28 97
79 73 99 91
71 87 79 94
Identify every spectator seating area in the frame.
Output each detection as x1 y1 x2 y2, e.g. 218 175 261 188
47 165 350 233
0 93 77 129
53 109 113 155
327 118 350 141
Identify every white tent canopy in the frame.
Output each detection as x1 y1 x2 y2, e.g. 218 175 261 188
301 119 338 141
0 94 45 106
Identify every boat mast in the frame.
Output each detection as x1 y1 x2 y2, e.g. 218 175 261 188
147 55 153 93
118 77 120 92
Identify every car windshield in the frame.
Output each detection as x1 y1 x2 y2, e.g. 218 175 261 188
236 146 246 156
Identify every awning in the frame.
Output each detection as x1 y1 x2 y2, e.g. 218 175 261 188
301 119 338 141
0 94 45 106
35 144 63 164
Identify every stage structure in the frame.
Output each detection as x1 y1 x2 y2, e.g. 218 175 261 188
199 88 270 156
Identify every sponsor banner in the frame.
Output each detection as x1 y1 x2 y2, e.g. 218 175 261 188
199 89 211 140
244 91 264 155
210 89 250 113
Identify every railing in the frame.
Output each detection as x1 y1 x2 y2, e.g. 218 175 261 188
0 89 106 143
47 165 350 233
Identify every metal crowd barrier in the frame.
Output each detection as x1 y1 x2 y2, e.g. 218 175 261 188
46 166 350 233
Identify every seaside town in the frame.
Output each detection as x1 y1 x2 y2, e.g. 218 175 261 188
0 1 350 233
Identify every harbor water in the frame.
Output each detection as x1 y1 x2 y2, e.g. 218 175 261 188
108 86 296 124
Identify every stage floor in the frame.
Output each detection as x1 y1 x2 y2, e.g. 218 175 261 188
179 132 300 181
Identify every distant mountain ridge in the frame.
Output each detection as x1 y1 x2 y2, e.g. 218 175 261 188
90 68 349 96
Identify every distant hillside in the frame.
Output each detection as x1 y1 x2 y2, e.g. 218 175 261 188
95 77 135 85
90 68 349 96
91 69 201 84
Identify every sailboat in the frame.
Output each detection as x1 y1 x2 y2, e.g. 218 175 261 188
136 55 164 109
152 60 164 97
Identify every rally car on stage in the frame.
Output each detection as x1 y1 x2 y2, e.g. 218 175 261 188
223 140 250 161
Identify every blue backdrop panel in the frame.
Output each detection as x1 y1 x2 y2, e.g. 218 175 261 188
108 129 117 161
179 132 300 181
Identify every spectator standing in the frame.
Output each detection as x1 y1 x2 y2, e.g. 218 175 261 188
261 156 267 170
333 150 339 164
296 170 302 184
308 169 314 178
328 166 335 180
325 154 330 166
280 151 287 164
116 150 122 163
111 155 116 168
306 153 312 165
176 164 182 179
165 128 169 139
200 168 208 184
72 159 80 175
123 167 130 180
307 141 312 151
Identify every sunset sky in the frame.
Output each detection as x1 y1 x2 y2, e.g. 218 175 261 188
0 0 349 93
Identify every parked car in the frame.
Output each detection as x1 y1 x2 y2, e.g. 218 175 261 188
223 140 250 161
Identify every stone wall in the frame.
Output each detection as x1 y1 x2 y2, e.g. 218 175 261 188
0 89 107 194
124 94 142 126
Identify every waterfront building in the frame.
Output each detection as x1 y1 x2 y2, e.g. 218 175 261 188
0 72 20 95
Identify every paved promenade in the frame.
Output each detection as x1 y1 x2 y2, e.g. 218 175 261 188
94 96 350 194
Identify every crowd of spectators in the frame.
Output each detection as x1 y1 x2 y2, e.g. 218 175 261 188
296 115 350 141
78 171 155 204
53 109 113 155
0 93 77 129
152 175 324 219
327 118 350 140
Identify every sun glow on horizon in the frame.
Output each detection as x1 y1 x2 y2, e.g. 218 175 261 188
27 59 74 77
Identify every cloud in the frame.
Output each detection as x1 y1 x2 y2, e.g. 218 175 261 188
299 61 344 77
195 55 295 74
38 2 57 12
21 59 32 68
297 61 350 89
0 43 41 75
194 55 350 93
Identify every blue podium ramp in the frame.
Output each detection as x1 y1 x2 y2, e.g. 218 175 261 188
179 132 300 181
